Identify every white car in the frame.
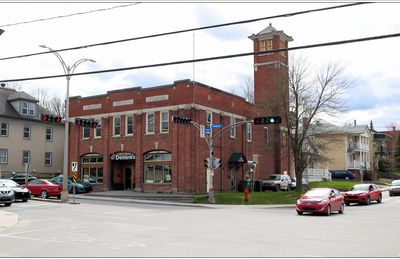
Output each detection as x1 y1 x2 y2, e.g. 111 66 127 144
290 177 309 190
262 175 292 191
0 185 15 206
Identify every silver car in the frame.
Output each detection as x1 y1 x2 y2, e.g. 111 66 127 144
0 185 15 206
262 174 292 191
389 180 400 196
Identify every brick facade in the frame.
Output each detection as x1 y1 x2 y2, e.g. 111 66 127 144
68 25 292 193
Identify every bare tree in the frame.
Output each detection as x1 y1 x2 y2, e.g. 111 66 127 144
30 87 65 117
230 77 255 103
282 55 351 191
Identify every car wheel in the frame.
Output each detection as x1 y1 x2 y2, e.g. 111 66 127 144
4 203 12 206
389 192 393 197
326 205 331 216
339 203 344 214
345 202 350 206
377 194 382 203
297 211 303 215
57 195 61 199
40 190 48 199
365 196 371 205
22 199 28 202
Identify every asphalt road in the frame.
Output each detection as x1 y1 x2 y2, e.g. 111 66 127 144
0 192 399 258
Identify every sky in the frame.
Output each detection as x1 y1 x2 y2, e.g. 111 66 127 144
1 1 400 131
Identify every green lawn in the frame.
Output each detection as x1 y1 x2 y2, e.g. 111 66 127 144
194 180 368 205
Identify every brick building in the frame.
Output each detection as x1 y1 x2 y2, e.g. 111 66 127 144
68 25 293 193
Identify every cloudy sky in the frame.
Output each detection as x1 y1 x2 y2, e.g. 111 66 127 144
0 1 400 131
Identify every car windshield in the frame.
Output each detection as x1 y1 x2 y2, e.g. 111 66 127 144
269 176 280 180
391 180 400 186
304 189 330 197
351 184 369 191
0 180 19 187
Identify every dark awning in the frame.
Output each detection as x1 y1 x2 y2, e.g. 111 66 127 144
229 153 248 164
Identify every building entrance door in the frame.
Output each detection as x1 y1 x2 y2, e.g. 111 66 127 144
124 166 133 190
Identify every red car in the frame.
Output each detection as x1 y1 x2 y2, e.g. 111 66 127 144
296 188 345 216
344 183 382 205
22 179 63 199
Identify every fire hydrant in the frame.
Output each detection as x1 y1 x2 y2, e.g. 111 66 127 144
244 187 249 202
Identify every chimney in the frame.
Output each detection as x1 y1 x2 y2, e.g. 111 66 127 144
354 120 357 126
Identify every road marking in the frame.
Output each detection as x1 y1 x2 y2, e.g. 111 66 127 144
0 234 76 245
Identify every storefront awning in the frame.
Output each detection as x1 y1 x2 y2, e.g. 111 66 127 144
229 153 248 164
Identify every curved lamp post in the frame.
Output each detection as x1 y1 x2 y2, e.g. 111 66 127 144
40 44 95 203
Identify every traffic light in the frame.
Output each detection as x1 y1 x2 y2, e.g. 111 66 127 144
74 118 98 128
204 158 211 169
172 115 192 124
41 114 62 123
253 116 282 125
213 158 221 169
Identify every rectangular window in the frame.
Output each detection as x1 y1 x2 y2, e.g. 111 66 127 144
45 127 53 141
246 122 252 143
266 39 273 50
206 111 212 136
146 112 155 134
230 117 236 138
160 111 169 133
0 149 7 164
22 102 28 115
83 127 90 139
264 127 269 145
1 122 8 137
45 152 52 166
126 115 134 135
260 40 266 51
28 103 35 116
144 165 171 184
113 116 121 136
94 119 101 138
22 150 30 164
23 124 31 139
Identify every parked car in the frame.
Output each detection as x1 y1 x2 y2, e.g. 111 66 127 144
0 179 30 202
22 179 63 199
329 170 354 180
389 180 400 196
344 183 382 205
68 177 92 192
262 174 292 191
49 175 90 193
0 185 15 206
290 177 309 191
296 188 345 216
8 174 37 185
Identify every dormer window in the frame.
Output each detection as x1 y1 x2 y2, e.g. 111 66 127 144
260 39 272 52
22 102 35 116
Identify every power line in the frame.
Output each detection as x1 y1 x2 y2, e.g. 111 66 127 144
0 2 141 28
1 31 398 83
0 2 370 62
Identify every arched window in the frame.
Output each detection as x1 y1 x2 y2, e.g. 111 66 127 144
80 153 103 184
143 151 172 184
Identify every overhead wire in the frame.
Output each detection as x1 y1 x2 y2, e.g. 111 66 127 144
2 31 399 83
0 2 141 28
0 2 371 62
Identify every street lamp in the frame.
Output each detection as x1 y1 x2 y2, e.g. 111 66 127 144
40 44 95 203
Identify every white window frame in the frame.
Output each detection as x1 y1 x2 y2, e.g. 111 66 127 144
23 124 31 139
22 150 30 164
83 127 90 139
45 152 52 166
22 102 28 115
230 117 236 138
94 119 101 138
45 127 53 142
113 116 121 136
0 148 7 164
28 103 35 116
1 122 8 137
246 122 252 143
125 115 134 136
146 112 155 134
160 111 169 133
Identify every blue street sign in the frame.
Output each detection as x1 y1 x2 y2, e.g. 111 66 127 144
205 128 211 133
212 124 222 128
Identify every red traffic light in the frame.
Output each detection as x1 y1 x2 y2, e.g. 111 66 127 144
74 118 98 128
41 114 63 123
172 115 192 124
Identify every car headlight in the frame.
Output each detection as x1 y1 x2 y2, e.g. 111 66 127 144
318 200 327 204
296 199 302 204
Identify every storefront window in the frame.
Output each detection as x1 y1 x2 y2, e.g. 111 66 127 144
143 151 172 184
80 153 103 184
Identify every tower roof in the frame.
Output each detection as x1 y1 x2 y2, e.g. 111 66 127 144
248 23 293 42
